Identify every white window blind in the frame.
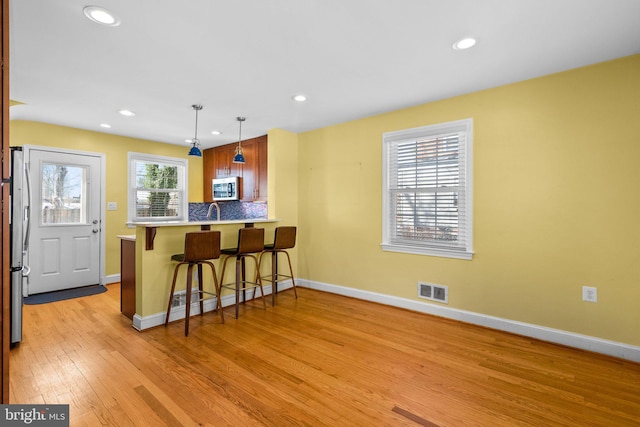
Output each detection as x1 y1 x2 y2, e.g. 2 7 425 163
382 119 473 259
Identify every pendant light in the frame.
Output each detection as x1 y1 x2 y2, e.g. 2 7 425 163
188 104 203 157
232 116 246 164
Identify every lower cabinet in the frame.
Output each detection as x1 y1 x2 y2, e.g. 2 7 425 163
120 237 136 319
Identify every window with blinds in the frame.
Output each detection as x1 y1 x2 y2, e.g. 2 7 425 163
382 119 473 259
128 153 188 222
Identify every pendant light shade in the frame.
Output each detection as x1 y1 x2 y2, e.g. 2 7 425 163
232 117 246 164
188 104 203 157
188 144 202 157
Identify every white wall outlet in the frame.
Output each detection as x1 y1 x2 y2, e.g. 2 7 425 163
107 202 117 211
582 286 597 303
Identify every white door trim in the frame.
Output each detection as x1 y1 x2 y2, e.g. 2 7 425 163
24 145 106 287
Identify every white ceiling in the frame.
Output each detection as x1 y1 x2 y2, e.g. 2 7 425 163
9 0 640 149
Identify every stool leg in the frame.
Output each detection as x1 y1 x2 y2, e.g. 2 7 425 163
253 255 267 310
197 263 204 316
235 256 241 319
271 250 277 306
166 263 182 326
241 256 247 305
185 264 194 336
220 256 234 318
206 261 224 324
282 250 298 299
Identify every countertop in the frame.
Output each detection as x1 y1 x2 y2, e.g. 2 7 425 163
127 218 279 227
117 234 136 241
126 218 279 250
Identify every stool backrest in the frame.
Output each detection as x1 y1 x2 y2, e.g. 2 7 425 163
184 231 221 262
273 226 296 250
236 227 265 254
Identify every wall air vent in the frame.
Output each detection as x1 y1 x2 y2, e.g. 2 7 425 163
171 291 186 307
171 289 200 307
418 282 448 304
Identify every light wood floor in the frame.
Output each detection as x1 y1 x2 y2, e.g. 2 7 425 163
9 284 640 426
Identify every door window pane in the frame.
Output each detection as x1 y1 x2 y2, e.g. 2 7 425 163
41 163 87 225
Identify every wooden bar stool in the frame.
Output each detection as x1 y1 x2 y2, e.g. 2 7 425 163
165 231 224 336
258 226 298 306
219 227 266 319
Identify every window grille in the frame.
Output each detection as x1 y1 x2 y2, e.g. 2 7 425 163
128 153 188 222
382 119 473 259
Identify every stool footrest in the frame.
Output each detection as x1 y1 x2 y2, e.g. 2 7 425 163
220 281 262 291
259 273 294 284
170 290 219 305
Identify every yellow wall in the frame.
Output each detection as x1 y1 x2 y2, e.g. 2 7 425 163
297 55 640 346
9 121 204 278
10 56 640 346
267 128 299 223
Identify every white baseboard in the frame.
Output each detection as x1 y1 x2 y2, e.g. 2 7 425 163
103 274 120 285
297 279 640 363
132 281 293 332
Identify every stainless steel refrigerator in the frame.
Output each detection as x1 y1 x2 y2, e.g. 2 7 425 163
10 146 31 345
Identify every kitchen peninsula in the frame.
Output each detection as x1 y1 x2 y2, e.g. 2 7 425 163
122 218 279 331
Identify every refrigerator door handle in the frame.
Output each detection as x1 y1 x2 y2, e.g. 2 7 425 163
24 162 31 252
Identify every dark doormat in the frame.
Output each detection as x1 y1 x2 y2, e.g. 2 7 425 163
24 285 107 305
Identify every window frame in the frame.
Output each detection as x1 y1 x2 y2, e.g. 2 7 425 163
127 152 188 223
381 118 473 260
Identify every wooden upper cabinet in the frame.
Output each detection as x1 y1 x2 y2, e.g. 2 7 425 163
255 135 268 201
240 139 256 201
202 135 267 202
216 145 241 178
202 148 215 202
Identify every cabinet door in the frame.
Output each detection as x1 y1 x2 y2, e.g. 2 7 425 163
120 239 136 319
203 148 214 202
214 146 231 178
255 136 268 201
228 145 243 178
240 140 256 201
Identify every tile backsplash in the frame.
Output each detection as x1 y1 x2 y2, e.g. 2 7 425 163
189 201 267 222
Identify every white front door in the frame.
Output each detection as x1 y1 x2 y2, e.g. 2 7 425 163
26 148 102 295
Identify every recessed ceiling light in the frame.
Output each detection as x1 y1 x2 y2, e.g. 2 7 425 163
291 94 308 102
211 130 222 135
100 123 111 128
452 37 477 50
118 109 136 117
83 6 121 27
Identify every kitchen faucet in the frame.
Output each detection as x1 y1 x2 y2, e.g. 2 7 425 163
207 202 221 221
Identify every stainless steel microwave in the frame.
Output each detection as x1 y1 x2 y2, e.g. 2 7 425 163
212 177 240 201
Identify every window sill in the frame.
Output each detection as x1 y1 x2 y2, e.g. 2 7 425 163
380 243 473 260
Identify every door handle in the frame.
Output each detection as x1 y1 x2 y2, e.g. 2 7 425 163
92 229 99 234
